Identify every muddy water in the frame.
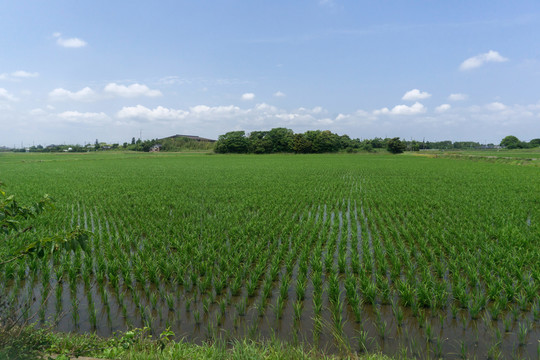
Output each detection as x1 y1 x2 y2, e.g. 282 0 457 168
10 274 538 360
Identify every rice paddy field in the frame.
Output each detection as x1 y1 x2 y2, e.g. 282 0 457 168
1 152 539 359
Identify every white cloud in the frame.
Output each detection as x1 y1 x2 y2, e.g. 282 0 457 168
273 91 286 97
49 83 161 101
485 102 506 111
317 118 334 125
435 104 451 113
372 107 389 115
49 87 97 101
255 103 279 112
58 111 109 124
54 32 87 48
190 104 241 116
391 102 427 115
402 89 431 101
460 50 508 71
241 93 255 100
158 76 190 85
0 70 39 81
117 105 188 122
104 83 162 98
29 108 47 116
12 70 39 78
448 93 468 101
0 88 18 101
115 103 336 131
10 98 540 145
375 102 427 115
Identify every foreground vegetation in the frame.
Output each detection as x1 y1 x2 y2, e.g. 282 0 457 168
0 151 538 359
2 325 396 360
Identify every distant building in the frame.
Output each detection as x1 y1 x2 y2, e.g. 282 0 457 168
150 144 162 152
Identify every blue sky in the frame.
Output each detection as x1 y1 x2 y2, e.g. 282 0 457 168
1 0 539 146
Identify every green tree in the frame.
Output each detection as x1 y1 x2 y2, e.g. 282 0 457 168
409 140 420 151
291 133 312 153
387 137 406 154
313 130 340 153
528 138 540 148
370 137 384 148
214 131 249 153
500 135 522 149
267 128 294 153
248 131 272 154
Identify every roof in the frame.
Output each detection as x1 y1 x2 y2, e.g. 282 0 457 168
163 134 216 142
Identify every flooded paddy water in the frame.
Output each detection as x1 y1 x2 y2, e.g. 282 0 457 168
9 269 539 359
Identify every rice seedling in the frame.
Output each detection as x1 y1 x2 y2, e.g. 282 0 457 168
424 319 432 342
517 321 529 346
293 300 303 321
459 340 467 359
235 296 247 316
510 304 520 322
489 302 502 321
361 280 377 305
295 279 306 301
193 310 201 325
392 300 404 327
274 295 285 320
149 292 158 309
282 273 292 298
71 297 79 327
487 340 502 359
312 291 323 316
164 293 174 311
438 311 446 329
375 318 387 339
376 274 391 305
417 309 426 328
202 296 212 314
468 301 483 320
533 299 539 321
312 315 322 343
503 315 512 333
397 279 415 307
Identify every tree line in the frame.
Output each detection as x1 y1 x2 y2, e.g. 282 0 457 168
214 129 540 154
6 132 538 154
215 129 357 154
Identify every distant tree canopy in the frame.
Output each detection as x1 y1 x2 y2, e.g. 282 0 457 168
214 129 368 154
386 137 406 154
498 135 540 149
214 129 540 154
530 138 540 147
500 135 522 149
